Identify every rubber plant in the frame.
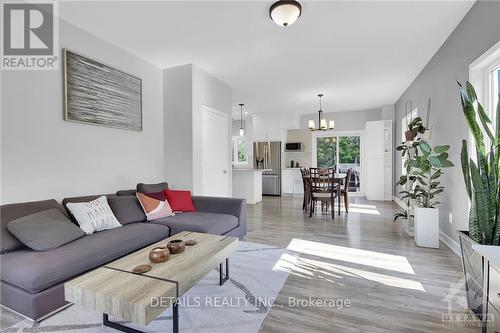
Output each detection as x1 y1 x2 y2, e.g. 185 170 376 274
394 140 420 222
412 140 454 207
459 81 500 246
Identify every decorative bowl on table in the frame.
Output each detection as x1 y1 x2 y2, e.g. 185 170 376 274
167 240 185 254
149 247 170 263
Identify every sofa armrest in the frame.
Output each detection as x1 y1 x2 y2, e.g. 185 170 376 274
192 196 246 232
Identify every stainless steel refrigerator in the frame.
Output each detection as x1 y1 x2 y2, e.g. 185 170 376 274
253 141 281 196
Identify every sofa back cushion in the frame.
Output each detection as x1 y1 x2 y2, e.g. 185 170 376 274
116 189 136 196
108 195 146 224
0 199 68 253
137 182 169 193
7 208 85 251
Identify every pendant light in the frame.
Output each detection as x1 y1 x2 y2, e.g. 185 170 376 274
308 94 335 131
270 0 302 27
239 103 245 136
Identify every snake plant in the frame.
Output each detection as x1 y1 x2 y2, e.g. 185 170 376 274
459 81 500 246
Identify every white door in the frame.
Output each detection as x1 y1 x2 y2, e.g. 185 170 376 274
202 106 229 197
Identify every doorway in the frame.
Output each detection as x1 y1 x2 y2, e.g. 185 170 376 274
312 131 363 194
202 106 229 197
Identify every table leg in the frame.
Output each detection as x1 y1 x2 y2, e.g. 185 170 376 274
338 185 341 216
219 258 229 286
103 302 179 333
172 302 179 333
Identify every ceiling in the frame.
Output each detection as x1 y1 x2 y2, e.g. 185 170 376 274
59 1 475 119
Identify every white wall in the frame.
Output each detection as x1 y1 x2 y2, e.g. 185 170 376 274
299 108 383 131
163 64 232 195
192 65 232 195
1 20 164 204
163 64 193 190
393 1 500 249
283 108 387 167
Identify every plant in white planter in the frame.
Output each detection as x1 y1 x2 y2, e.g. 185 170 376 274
394 140 420 234
411 141 454 248
457 82 499 316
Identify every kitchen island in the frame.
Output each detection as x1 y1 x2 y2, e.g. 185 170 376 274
232 168 272 204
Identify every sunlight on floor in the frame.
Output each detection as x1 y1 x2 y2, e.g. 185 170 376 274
349 203 378 209
345 207 380 215
294 256 425 292
286 239 416 274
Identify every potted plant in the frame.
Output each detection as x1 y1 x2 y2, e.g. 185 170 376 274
405 117 426 142
457 81 499 317
412 140 454 248
395 140 420 235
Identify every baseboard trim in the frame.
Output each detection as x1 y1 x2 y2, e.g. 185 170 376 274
392 196 405 209
439 231 461 257
392 196 461 257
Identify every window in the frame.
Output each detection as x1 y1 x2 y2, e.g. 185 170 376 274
314 134 361 193
232 136 248 165
469 42 499 137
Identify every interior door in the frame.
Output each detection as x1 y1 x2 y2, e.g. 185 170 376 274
202 106 229 197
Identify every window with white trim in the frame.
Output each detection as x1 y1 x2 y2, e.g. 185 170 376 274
469 42 500 139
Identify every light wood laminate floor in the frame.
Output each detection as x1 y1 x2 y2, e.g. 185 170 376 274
245 195 478 333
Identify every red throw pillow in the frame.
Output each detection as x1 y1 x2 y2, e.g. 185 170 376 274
164 189 196 212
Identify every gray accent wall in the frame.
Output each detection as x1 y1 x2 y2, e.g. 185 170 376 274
1 20 164 204
394 1 500 248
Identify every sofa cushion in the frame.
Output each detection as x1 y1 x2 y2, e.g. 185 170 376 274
164 189 196 212
1 199 68 253
7 209 85 251
136 192 174 221
65 196 122 235
152 212 238 236
116 189 136 196
62 194 117 223
108 196 146 224
0 223 170 293
137 182 169 193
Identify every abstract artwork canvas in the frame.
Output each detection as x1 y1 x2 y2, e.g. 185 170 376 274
64 49 142 131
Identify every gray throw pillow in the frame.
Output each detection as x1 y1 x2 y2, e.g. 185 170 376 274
137 182 169 193
7 208 85 251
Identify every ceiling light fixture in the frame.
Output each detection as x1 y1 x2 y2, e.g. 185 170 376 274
239 103 245 136
308 94 334 131
270 0 302 27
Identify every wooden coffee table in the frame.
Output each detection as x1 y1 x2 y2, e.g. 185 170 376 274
64 231 238 333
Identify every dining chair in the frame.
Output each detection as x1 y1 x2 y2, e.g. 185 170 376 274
300 167 311 212
309 167 337 219
341 168 353 213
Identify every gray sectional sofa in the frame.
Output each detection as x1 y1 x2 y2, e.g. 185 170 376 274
0 186 246 321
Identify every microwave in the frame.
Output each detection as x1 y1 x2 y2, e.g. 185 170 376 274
285 142 304 152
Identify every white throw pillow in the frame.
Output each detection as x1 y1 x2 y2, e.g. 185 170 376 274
66 196 122 234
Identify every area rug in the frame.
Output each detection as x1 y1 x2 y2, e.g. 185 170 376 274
4 242 297 333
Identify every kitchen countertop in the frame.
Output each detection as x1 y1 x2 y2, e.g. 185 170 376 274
233 168 273 172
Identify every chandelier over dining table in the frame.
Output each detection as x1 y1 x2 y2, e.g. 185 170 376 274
308 94 335 131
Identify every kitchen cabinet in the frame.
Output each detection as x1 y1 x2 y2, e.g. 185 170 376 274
282 168 304 195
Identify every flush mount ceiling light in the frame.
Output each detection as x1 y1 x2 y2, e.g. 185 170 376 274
270 0 302 27
308 94 335 131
